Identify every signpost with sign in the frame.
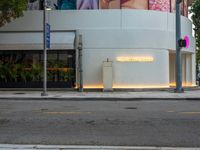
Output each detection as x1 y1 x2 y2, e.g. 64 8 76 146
41 0 49 96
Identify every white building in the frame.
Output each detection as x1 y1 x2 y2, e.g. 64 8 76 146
0 0 196 89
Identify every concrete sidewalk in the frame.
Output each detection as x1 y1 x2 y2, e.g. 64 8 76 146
0 144 200 150
0 88 200 100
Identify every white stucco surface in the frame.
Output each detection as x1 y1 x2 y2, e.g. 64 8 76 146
83 49 169 88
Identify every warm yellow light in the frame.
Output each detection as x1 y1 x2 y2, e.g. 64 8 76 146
83 85 103 89
46 7 52 10
116 56 154 62
169 82 196 87
83 83 196 89
113 85 169 89
83 84 169 89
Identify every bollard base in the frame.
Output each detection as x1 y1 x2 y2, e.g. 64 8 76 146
174 88 184 93
41 92 48 96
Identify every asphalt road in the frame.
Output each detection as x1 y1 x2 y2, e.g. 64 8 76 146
0 99 200 147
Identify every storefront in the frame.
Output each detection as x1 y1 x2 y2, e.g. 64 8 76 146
0 0 196 89
0 31 76 88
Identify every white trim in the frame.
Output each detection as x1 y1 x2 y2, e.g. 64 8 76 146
0 32 75 50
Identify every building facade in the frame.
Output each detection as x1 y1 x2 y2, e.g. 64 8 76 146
0 0 196 89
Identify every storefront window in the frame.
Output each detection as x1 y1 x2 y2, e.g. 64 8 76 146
0 50 75 88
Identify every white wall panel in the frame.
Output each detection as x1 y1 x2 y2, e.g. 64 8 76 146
49 10 121 30
0 32 75 50
83 49 169 88
122 10 168 30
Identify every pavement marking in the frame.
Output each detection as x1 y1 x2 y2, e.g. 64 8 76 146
166 110 176 113
179 111 200 115
0 144 200 150
42 111 93 115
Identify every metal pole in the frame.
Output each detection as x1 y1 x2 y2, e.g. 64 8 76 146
78 35 83 92
41 0 48 96
175 0 183 93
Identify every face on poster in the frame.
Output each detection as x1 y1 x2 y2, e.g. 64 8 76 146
99 0 120 9
121 0 148 9
149 0 170 12
77 0 99 9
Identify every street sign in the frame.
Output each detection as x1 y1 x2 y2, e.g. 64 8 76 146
46 23 50 49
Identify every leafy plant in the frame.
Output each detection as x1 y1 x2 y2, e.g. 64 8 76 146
0 0 27 27
191 0 200 64
29 63 42 82
59 69 75 82
0 62 8 82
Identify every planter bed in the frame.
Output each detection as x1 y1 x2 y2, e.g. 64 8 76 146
0 81 74 88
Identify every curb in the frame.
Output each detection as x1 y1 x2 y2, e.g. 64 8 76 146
0 144 200 150
0 97 200 101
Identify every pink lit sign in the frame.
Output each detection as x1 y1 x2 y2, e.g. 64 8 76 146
184 35 190 48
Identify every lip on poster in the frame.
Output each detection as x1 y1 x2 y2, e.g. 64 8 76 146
121 0 148 9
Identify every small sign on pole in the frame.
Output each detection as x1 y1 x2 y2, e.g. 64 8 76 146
46 23 50 49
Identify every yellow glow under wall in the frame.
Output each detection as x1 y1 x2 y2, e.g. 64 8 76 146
169 82 196 87
116 56 154 62
83 83 196 89
83 85 169 89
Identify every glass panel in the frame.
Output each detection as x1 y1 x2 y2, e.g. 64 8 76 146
0 51 42 83
99 0 120 9
149 0 170 12
0 50 75 88
121 0 148 9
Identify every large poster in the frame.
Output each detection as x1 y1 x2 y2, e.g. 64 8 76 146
57 0 76 10
77 0 98 9
47 0 58 10
184 0 188 16
171 0 175 12
121 0 148 10
99 0 120 9
171 0 184 15
28 0 40 10
149 0 170 12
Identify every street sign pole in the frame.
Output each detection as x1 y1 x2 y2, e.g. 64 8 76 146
175 0 184 93
41 0 48 96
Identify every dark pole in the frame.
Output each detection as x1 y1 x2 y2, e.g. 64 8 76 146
175 0 183 93
78 35 83 92
41 0 48 96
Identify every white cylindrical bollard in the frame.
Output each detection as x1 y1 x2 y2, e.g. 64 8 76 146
103 59 113 92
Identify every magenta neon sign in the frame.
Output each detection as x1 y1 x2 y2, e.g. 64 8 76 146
184 35 190 48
